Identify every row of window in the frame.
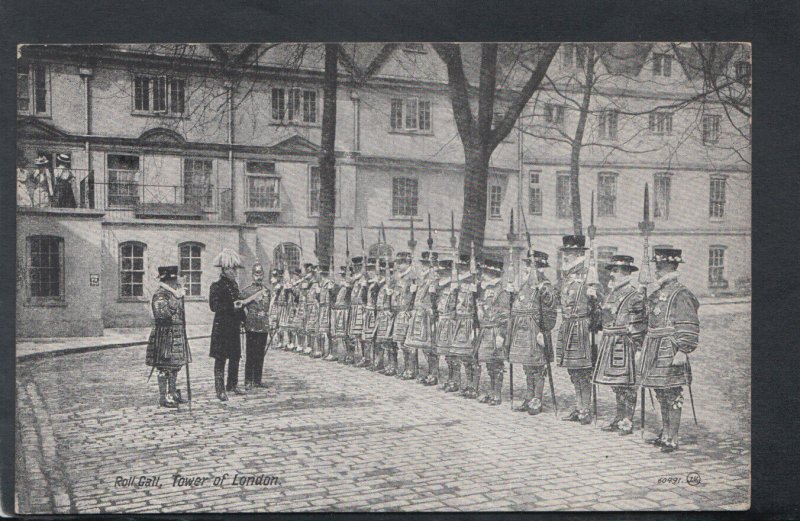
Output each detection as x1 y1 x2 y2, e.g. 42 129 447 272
543 105 721 143
560 45 751 86
23 235 734 304
507 171 726 220
17 64 732 146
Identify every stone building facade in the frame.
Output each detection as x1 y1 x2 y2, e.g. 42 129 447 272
16 43 750 337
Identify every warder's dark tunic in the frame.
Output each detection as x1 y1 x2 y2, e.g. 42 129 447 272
146 287 191 368
475 279 512 364
556 265 605 369
508 277 558 366
449 277 479 359
375 280 395 342
638 273 700 389
593 280 646 386
209 275 246 360
392 269 417 345
331 282 352 339
404 269 438 353
317 279 334 335
434 280 458 357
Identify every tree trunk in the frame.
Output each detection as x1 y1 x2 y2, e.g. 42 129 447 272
318 44 338 270
459 147 490 257
569 46 595 235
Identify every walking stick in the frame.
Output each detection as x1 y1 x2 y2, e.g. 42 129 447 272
637 183 655 437
509 363 514 410
181 295 192 413
586 191 599 424
147 365 156 382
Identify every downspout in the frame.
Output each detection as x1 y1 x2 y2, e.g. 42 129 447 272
517 117 524 232
79 65 93 208
351 90 360 152
228 82 235 222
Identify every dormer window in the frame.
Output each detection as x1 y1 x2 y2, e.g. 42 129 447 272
652 53 672 77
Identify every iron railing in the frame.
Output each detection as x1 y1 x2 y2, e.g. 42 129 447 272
17 168 233 221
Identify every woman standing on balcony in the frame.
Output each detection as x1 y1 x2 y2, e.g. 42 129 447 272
53 153 77 208
17 153 34 206
32 156 53 207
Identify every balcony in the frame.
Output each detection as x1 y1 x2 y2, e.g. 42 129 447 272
17 168 233 222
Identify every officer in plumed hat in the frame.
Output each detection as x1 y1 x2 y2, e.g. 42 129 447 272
593 255 646 434
146 266 191 409
209 248 247 401
639 248 700 453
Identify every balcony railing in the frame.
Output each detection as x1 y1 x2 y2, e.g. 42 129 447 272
17 168 233 221
17 168 94 210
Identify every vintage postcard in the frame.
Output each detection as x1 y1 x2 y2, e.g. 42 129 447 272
15 42 750 513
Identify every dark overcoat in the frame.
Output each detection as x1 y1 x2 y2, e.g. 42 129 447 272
209 275 246 360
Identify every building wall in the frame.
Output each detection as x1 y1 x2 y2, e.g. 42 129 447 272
16 45 751 337
100 222 243 328
17 210 104 337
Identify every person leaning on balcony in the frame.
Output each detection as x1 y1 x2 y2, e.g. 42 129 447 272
209 248 248 401
17 154 35 207
53 153 77 208
32 156 54 207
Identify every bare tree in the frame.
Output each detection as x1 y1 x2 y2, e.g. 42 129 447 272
432 43 560 255
317 44 338 270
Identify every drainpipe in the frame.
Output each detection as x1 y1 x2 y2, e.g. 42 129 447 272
350 90 360 152
228 82 235 221
79 65 93 207
517 117 524 233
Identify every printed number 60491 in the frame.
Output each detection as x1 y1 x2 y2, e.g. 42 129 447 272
658 476 682 485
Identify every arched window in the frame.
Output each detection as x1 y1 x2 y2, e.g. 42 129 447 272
368 243 394 260
274 243 301 272
119 241 146 299
179 242 204 296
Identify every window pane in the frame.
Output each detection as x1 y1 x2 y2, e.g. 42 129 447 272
309 166 320 216
152 76 167 112
274 244 301 272
17 67 30 112
33 65 47 113
248 177 280 209
489 186 502 217
654 175 671 219
184 158 213 208
29 236 62 298
169 79 185 114
392 177 418 217
557 174 571 218
405 99 418 129
598 174 616 217
303 90 316 123
390 99 403 130
288 89 301 120
272 88 285 120
419 101 431 131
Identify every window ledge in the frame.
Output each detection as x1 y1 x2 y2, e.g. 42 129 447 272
18 112 52 119
709 280 729 289
488 216 504 221
117 297 148 303
709 217 726 223
24 300 66 308
131 111 187 119
388 130 434 136
184 296 206 302
269 120 320 128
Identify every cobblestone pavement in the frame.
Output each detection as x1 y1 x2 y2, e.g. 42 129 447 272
16 307 750 513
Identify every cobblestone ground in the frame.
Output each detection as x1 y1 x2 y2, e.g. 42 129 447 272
16 305 750 513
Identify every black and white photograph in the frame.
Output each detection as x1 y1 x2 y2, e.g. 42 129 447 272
14 41 751 513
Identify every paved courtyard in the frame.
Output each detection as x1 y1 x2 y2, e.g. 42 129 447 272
15 303 750 513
